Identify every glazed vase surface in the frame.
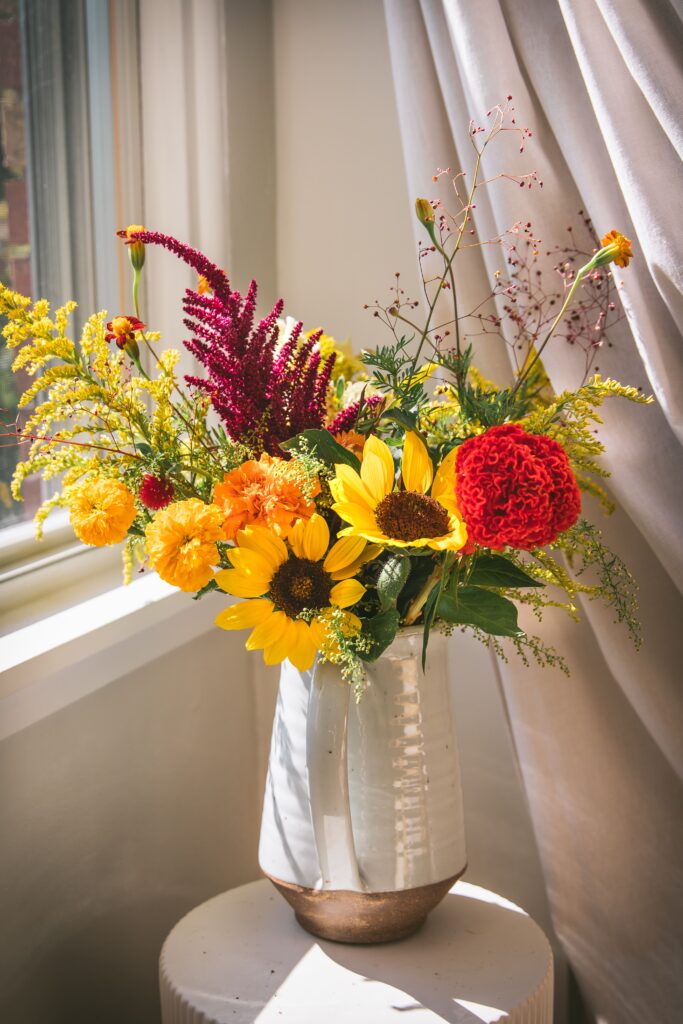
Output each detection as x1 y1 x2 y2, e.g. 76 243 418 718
258 627 466 942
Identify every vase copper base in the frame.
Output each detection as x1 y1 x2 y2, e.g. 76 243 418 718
265 866 467 944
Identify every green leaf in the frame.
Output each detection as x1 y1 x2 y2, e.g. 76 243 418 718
280 429 361 471
467 554 543 589
377 555 411 611
382 408 418 433
421 581 442 670
437 587 524 638
362 608 400 662
193 578 220 600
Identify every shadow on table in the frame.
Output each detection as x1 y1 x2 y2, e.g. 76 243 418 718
238 887 541 1024
319 891 532 1023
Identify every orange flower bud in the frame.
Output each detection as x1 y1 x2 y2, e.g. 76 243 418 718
117 224 146 272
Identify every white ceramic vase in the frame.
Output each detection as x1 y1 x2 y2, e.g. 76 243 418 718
259 627 467 942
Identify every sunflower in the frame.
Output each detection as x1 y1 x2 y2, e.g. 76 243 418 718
69 477 137 546
330 432 468 551
214 514 376 670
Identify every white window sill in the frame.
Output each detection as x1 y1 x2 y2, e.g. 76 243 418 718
0 572 222 741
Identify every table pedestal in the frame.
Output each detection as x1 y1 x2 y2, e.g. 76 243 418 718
160 879 553 1023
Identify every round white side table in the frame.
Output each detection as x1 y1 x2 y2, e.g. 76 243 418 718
159 878 553 1024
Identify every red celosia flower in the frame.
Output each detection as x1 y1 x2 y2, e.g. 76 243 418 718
105 315 145 349
139 474 174 510
455 424 581 550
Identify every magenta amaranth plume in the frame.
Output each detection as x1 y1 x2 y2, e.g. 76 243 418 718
133 231 336 453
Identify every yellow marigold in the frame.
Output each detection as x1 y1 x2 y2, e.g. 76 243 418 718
599 229 633 268
69 477 137 547
145 498 225 592
213 454 318 541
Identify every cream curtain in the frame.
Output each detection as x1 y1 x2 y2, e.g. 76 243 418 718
383 1 683 1021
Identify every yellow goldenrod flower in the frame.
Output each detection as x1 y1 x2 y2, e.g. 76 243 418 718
69 477 137 546
197 275 211 295
596 230 633 269
330 432 468 552
145 498 225 592
214 514 376 671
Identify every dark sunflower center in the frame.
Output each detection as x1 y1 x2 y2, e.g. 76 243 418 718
375 490 450 542
270 556 333 618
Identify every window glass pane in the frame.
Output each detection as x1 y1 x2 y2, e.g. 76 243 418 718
0 0 115 531
0 0 35 526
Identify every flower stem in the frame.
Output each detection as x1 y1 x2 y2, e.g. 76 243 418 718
513 262 588 393
403 565 441 626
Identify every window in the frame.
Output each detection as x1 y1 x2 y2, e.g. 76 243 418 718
1 0 123 532
0 0 270 633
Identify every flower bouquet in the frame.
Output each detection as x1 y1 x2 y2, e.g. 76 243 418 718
1 102 650 940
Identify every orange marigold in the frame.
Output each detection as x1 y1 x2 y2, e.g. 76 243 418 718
600 229 633 268
145 498 225 592
334 430 367 459
213 454 318 540
69 477 137 547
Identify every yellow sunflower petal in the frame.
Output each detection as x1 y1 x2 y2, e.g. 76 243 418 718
332 463 377 511
215 599 274 631
331 500 378 532
401 432 433 494
431 447 458 503
247 608 290 651
262 618 297 665
235 526 288 570
287 620 319 671
289 513 329 561
426 518 468 551
324 535 367 574
227 547 276 580
360 435 395 503
214 568 270 598
330 578 366 608
330 542 383 580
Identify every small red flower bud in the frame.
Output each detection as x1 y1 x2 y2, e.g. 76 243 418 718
139 474 175 510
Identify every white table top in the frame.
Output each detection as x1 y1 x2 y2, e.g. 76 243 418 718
159 879 553 1024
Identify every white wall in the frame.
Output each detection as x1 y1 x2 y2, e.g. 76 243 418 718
0 2 560 1021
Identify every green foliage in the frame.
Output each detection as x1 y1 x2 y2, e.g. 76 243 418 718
376 554 411 611
438 587 524 637
560 519 642 646
362 337 430 415
362 608 401 661
468 554 543 589
281 429 360 471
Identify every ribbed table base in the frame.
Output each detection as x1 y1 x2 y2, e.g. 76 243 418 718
160 879 553 1023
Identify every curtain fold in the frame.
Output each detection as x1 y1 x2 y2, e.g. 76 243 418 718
383 1 683 1020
